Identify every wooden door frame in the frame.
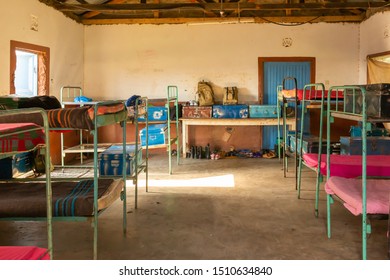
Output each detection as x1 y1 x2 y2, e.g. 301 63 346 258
257 57 316 104
10 40 50 95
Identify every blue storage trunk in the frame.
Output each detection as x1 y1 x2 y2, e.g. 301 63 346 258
139 124 168 146
12 152 33 176
98 145 142 176
0 157 12 179
340 136 390 155
138 106 168 122
249 105 279 118
212 104 248 119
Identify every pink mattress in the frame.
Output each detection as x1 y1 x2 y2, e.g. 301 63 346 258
0 246 49 260
325 176 390 215
302 153 390 178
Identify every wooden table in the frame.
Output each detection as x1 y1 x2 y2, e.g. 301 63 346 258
180 118 296 157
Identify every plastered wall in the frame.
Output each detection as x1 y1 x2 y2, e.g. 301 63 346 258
0 0 84 98
359 11 390 83
84 22 360 102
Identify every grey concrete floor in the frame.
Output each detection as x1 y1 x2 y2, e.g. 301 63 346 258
1 152 388 260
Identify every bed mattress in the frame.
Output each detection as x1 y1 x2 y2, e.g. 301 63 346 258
281 89 344 101
0 179 123 217
0 123 45 155
0 246 49 260
302 153 390 177
325 176 390 215
0 97 127 130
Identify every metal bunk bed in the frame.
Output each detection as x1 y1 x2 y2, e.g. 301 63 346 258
325 85 390 260
277 77 299 182
0 108 52 259
297 83 326 217
141 85 180 176
49 88 130 259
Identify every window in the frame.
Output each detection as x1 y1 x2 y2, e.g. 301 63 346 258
10 40 50 96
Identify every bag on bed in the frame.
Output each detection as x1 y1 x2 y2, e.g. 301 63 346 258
32 149 53 175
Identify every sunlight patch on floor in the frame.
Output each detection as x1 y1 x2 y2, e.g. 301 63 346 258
129 174 235 188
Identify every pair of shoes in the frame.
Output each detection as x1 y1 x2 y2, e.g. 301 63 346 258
262 151 277 159
210 153 220 160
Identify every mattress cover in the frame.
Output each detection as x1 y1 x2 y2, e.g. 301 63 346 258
325 176 390 215
281 89 344 101
302 153 390 177
0 179 124 217
0 123 45 154
48 103 126 130
0 246 49 260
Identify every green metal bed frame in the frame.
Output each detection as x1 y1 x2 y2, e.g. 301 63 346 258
166 85 180 175
0 108 53 259
326 85 371 260
296 83 326 217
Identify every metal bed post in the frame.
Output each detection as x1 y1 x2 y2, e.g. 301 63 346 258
296 83 325 218
59 86 83 169
122 108 127 233
326 85 369 260
276 85 283 162
167 86 180 175
282 77 298 183
92 104 99 260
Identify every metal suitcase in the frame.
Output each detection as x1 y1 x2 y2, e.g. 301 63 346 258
249 105 279 118
182 106 212 118
340 136 390 155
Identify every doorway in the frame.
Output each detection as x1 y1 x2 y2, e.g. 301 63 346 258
10 40 50 96
258 57 315 150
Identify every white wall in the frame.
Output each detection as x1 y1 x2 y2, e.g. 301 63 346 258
84 22 359 102
0 0 84 97
359 11 390 83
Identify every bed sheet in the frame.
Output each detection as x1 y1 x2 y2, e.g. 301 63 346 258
0 179 123 218
0 97 126 130
302 153 390 177
0 246 49 260
325 176 390 215
0 123 45 154
281 89 344 101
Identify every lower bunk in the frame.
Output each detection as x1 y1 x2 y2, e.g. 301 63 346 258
325 176 390 259
300 153 390 215
0 178 124 259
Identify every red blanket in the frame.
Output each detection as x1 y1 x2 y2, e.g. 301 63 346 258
0 123 45 154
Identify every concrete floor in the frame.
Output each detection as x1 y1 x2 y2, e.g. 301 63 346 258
0 153 388 260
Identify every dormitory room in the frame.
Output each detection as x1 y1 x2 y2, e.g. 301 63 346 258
0 0 390 262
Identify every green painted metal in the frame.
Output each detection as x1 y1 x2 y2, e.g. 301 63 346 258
167 86 180 175
0 108 53 259
276 85 283 162
296 83 325 217
326 85 368 260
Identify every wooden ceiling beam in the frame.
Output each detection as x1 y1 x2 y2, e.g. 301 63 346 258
82 0 126 19
82 14 366 25
54 2 388 13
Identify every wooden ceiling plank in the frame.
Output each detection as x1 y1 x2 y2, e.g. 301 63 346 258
82 0 126 19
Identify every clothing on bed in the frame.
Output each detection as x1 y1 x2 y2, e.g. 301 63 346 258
0 179 123 217
325 176 390 215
